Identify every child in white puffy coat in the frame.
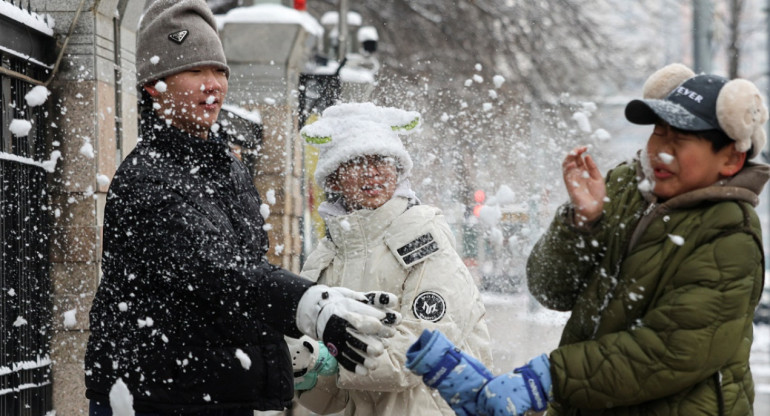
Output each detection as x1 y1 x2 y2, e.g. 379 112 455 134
287 103 492 416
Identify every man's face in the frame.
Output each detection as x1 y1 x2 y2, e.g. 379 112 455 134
645 123 743 200
145 66 228 139
329 155 400 211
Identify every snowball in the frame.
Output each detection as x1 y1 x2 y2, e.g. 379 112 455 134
488 89 498 99
668 234 685 246
206 95 216 104
482 102 493 112
464 79 473 87
572 112 592 133
25 85 50 107
494 185 516 205
150 55 160 64
478 205 502 227
637 179 653 193
658 152 674 164
264 97 276 105
262 223 273 231
275 244 284 255
9 119 32 137
489 227 504 246
109 379 135 416
475 63 482 71
473 74 484 83
13 316 27 327
118 302 128 312
137 317 154 328
235 348 252 370
155 81 167 93
591 129 611 141
260 203 270 219
493 75 505 88
266 189 276 205
41 150 61 173
210 123 220 133
97 174 111 187
581 102 598 113
80 141 94 158
63 309 77 328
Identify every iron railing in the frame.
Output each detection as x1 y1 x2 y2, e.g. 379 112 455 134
0 2 55 414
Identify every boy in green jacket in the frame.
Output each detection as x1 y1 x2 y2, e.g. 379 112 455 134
406 63 770 416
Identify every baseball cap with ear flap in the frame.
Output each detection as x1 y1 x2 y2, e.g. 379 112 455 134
625 74 727 133
625 65 769 159
136 0 230 88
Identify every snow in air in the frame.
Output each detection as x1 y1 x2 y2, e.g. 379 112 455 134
266 189 276 205
80 138 95 158
9 119 32 137
63 309 77 328
25 85 50 107
109 379 135 416
235 349 252 370
668 234 685 246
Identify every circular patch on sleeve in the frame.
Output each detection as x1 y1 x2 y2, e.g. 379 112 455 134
412 291 446 322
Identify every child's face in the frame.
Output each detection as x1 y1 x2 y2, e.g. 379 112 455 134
145 65 228 139
645 123 743 200
329 155 399 211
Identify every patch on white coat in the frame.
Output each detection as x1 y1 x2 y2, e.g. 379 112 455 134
413 291 446 322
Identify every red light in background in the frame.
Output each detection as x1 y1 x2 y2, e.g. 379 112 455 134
474 189 485 203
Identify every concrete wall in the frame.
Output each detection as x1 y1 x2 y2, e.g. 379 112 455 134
222 20 318 271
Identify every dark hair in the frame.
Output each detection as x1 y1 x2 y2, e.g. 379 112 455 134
696 129 733 152
138 86 155 113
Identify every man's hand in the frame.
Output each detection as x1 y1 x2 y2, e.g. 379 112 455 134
406 329 493 416
477 354 553 416
295 285 402 375
285 335 339 391
562 146 606 226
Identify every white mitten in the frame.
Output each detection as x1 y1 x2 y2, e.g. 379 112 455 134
295 285 401 375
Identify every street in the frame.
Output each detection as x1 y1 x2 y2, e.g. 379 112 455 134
483 291 770 414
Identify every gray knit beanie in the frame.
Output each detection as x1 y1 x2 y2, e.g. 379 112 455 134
136 0 229 87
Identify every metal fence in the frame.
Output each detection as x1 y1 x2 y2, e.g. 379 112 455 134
0 4 55 413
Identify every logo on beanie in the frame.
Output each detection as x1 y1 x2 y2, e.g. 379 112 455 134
168 30 189 44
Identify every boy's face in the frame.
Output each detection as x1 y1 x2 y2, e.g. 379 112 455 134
645 123 745 200
328 155 399 211
144 66 228 139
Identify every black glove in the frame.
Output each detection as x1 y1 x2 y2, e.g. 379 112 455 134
296 285 402 374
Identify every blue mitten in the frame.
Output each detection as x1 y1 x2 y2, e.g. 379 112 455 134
476 354 553 415
406 329 493 416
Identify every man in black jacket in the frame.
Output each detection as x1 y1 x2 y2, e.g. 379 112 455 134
84 1 399 415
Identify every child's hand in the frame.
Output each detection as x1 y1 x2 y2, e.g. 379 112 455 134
562 146 606 226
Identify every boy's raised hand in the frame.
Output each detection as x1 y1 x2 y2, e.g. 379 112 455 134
562 146 606 226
